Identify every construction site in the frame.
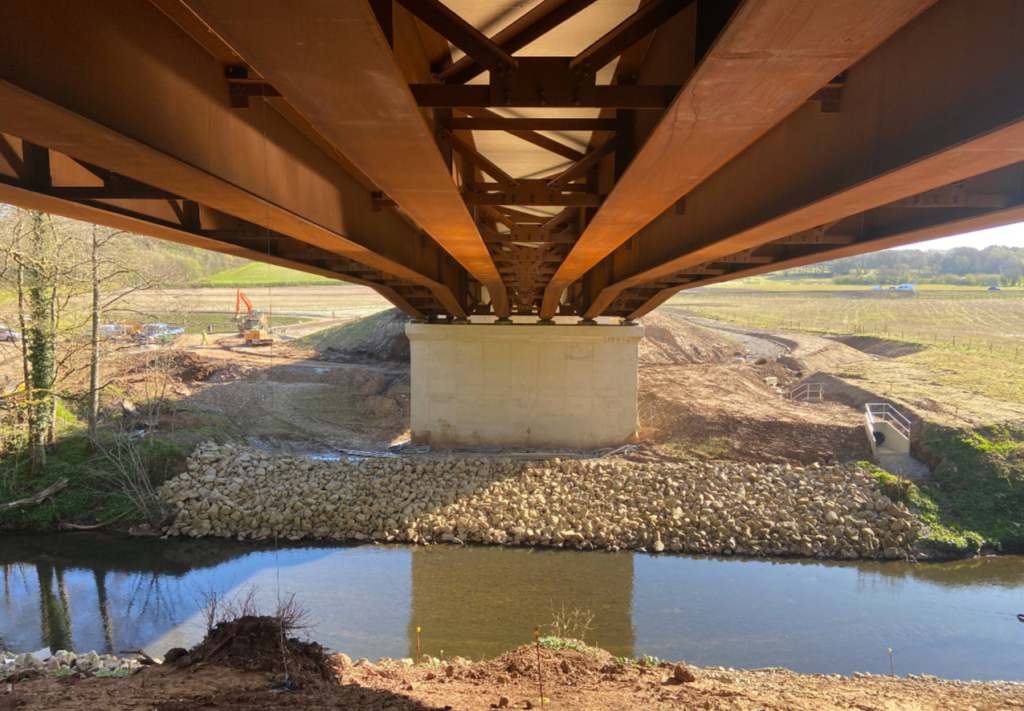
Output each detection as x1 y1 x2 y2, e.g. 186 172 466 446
1 0 1023 707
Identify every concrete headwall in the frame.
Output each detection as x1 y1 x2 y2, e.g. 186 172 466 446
406 323 643 448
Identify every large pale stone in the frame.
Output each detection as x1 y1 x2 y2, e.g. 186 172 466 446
406 323 643 448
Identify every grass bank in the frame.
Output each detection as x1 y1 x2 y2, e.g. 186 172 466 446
0 411 236 532
205 263 337 288
870 424 1024 556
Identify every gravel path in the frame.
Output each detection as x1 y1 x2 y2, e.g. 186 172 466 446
686 317 790 360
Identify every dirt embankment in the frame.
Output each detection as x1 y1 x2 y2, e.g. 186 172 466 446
683 317 870 373
635 314 873 465
637 311 741 366
45 307 882 465
6 638 1021 711
296 309 412 363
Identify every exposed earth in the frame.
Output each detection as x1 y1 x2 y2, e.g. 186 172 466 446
0 305 903 461
4 636 1021 711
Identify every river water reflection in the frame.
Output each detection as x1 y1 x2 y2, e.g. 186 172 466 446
1 534 1022 680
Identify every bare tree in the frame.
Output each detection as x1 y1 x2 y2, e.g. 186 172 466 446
0 208 162 469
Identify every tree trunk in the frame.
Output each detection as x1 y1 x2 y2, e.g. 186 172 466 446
48 283 57 444
88 227 101 445
26 211 55 472
16 265 32 450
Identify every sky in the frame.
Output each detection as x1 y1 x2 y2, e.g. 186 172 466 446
892 220 1024 251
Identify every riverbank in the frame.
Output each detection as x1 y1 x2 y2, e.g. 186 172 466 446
4 634 1022 711
160 443 922 560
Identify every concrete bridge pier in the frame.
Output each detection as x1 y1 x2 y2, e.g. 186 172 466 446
406 323 644 449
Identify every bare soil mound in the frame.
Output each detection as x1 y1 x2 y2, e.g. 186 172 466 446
639 311 740 366
118 350 221 384
295 309 411 363
638 362 872 464
184 616 336 687
773 333 870 373
295 308 745 367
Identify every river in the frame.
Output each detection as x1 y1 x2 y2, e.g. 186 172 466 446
1 534 1022 680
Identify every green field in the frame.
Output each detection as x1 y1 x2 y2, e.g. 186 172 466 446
206 262 338 288
707 275 1024 292
668 290 1024 352
666 290 1024 407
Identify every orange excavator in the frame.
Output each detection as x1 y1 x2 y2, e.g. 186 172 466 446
234 289 273 347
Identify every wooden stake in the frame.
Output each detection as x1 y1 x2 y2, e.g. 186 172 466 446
416 627 420 662
535 627 544 708
889 648 894 678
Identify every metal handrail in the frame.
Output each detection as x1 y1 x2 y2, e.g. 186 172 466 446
866 403 911 439
790 382 823 401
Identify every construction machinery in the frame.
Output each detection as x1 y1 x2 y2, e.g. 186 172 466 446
234 289 273 347
137 323 185 344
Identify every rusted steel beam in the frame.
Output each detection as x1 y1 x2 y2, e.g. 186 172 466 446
548 138 616 189
438 0 599 85
368 0 394 48
449 117 618 132
0 83 465 317
584 0 1024 318
626 200 1024 320
394 0 517 77
410 84 680 109
0 166 424 318
456 108 584 162
150 0 382 192
570 0 697 80
437 128 517 186
463 186 601 207
179 0 510 317
541 0 936 319
2 0 462 301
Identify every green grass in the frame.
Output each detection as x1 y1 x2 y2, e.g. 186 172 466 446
0 433 160 530
206 262 337 288
864 424 1024 556
291 309 390 351
0 410 238 531
538 637 599 656
614 654 664 666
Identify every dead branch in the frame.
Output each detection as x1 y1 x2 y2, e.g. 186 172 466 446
0 477 67 511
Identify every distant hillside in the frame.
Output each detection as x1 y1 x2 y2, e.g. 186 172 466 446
206 262 338 287
772 245 1024 288
128 234 248 282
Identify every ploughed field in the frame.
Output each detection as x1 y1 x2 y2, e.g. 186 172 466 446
667 289 1024 353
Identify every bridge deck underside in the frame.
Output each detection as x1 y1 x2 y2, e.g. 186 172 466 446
0 0 1022 320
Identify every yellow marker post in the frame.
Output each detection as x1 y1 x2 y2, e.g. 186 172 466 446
416 627 421 663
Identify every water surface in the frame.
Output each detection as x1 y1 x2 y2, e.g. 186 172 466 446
1 534 1022 680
